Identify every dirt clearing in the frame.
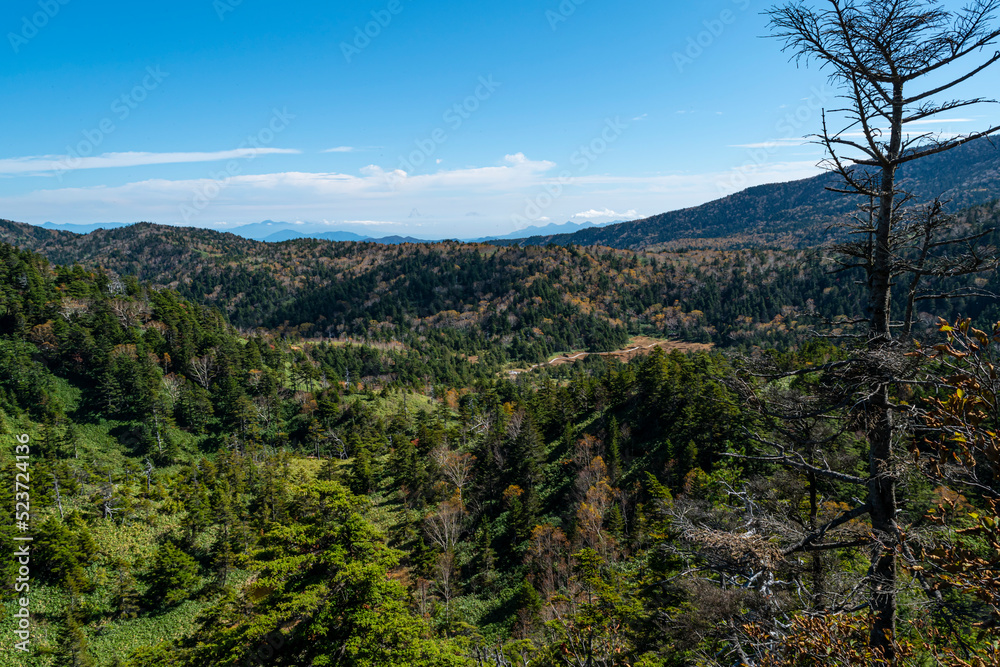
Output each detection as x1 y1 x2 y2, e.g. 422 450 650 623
508 337 713 375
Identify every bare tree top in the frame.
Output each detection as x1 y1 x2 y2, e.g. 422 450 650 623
768 0 1000 171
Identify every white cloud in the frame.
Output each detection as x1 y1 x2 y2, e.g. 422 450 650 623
0 149 301 175
573 208 639 220
0 154 824 236
362 154 556 193
322 146 358 153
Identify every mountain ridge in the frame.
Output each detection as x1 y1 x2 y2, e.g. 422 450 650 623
493 137 1000 250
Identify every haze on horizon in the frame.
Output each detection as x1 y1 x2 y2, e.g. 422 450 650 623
2 0 997 239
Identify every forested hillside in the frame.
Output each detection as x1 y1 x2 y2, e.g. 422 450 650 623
5 198 1000 364
2 218 999 664
0 240 766 665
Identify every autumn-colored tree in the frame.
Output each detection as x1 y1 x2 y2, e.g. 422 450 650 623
526 524 570 603
431 445 476 498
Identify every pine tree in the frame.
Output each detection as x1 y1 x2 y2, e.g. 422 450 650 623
209 481 238 588
52 609 95 667
34 515 92 593
146 542 200 606
109 558 141 620
350 443 375 496
318 456 340 481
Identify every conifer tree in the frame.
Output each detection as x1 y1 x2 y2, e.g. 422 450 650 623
146 541 200 606
52 609 96 667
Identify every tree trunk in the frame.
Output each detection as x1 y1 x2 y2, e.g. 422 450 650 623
869 168 897 344
153 406 164 455
866 84 904 662
868 383 898 663
869 85 904 345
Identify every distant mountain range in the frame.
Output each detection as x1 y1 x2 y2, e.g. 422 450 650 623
225 221 372 243
29 219 616 245
241 219 616 244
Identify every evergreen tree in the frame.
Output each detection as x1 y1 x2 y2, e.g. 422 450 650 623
146 541 200 606
52 610 96 667
350 443 375 496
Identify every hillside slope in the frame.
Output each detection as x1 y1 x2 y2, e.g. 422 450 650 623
499 137 1000 250
5 201 1000 356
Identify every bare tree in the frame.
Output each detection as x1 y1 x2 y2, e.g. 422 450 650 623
98 482 121 521
143 458 155 496
741 0 1000 660
189 351 217 390
414 577 434 618
252 394 276 430
424 494 467 552
108 297 148 328
526 524 570 603
53 474 64 520
431 446 476 497
161 373 183 405
769 0 1000 342
433 549 460 635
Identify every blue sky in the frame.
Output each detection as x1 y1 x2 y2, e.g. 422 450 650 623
1 0 998 238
